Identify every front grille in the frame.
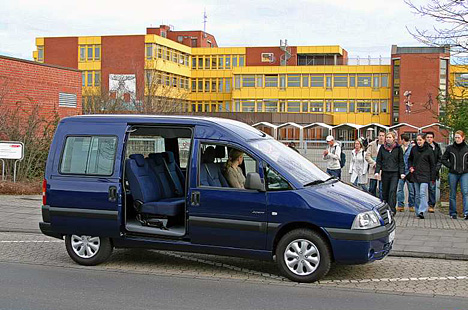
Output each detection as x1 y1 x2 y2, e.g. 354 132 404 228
377 203 392 227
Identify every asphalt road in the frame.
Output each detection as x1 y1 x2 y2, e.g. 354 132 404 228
0 261 466 310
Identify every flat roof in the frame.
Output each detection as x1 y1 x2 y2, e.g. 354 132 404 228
0 54 80 72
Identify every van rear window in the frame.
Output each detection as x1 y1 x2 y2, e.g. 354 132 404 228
60 136 117 176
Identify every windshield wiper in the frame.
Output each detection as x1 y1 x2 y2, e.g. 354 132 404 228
304 177 336 187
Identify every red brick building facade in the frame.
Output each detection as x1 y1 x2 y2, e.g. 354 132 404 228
0 55 82 123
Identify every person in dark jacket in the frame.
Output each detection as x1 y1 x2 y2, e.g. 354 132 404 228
375 132 405 214
408 134 436 219
441 130 468 220
425 132 442 213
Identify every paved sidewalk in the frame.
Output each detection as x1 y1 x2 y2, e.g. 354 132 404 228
1 195 467 260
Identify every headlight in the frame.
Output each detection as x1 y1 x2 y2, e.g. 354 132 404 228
351 210 381 230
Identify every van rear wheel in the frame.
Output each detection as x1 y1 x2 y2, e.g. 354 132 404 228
276 229 331 283
65 235 113 266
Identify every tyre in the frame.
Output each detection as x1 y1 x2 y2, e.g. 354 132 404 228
65 234 113 266
276 229 331 283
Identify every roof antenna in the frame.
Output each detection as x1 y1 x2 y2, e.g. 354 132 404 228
203 8 207 33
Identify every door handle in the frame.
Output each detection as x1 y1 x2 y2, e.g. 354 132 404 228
191 191 200 206
108 186 117 202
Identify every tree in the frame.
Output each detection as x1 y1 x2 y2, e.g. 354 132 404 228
439 87 468 133
405 0 468 55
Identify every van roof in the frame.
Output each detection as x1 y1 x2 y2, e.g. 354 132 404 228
61 114 268 140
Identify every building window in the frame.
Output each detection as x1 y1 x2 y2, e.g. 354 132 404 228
87 72 93 86
279 100 286 112
349 75 356 87
380 100 388 113
37 46 44 62
192 57 196 69
256 75 263 87
192 80 196 92
225 56 231 69
232 56 238 67
265 75 278 87
87 46 93 61
326 100 332 112
302 100 309 112
357 75 372 87
82 72 85 87
178 36 183 43
279 75 286 88
211 79 216 92
204 80 210 92
241 100 255 112
239 55 245 66
381 74 388 87
94 71 101 87
333 100 348 113
218 78 223 92
334 75 348 87
161 31 166 38
235 75 240 89
455 73 468 87
79 46 86 62
212 56 217 69
264 100 278 112
225 101 230 112
218 56 224 69
146 44 153 60
349 100 355 113
191 38 197 47
287 75 301 87
205 56 210 69
235 100 241 112
173 52 178 63
242 75 255 87
94 46 100 60
372 100 379 114
287 101 300 112
357 101 371 113
257 100 263 112
198 80 203 92
373 75 380 89
198 57 203 69
325 75 332 89
302 75 309 87
310 101 323 112
311 75 324 87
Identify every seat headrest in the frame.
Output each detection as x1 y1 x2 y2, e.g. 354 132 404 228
163 151 175 164
215 145 226 159
202 146 215 163
129 154 145 167
149 153 165 165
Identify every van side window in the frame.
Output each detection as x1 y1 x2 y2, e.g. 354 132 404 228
60 136 117 175
265 165 291 191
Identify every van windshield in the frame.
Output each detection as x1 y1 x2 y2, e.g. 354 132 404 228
251 139 329 184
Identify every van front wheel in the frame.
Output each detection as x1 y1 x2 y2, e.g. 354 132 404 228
65 235 113 266
276 229 331 283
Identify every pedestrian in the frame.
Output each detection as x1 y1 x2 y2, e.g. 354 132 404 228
425 132 442 213
288 141 300 153
441 130 468 220
375 132 405 215
366 129 386 198
397 133 416 212
323 135 342 180
349 139 368 191
408 133 436 219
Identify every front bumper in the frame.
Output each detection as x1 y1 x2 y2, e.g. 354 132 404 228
323 221 395 264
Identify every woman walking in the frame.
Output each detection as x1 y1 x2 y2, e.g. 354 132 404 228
349 139 369 191
375 132 405 215
441 130 468 220
408 134 436 219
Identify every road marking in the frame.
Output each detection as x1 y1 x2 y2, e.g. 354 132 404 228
0 240 62 243
318 275 468 284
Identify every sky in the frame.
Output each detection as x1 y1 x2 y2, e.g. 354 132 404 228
0 0 437 60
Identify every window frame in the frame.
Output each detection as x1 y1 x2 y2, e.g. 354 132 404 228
59 135 118 177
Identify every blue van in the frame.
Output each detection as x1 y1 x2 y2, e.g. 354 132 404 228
40 115 395 282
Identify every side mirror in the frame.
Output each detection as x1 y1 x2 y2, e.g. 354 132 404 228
245 172 265 192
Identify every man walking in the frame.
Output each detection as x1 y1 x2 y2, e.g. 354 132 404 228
323 135 342 179
397 134 415 212
366 129 386 198
426 132 442 213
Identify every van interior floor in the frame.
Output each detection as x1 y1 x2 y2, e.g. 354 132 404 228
126 218 186 237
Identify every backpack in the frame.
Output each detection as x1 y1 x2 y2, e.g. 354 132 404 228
333 145 346 169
